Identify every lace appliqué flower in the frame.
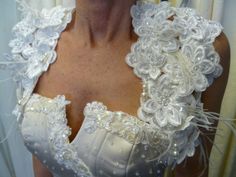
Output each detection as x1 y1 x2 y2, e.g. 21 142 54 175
4 5 74 120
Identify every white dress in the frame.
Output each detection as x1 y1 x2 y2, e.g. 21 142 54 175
0 1 228 177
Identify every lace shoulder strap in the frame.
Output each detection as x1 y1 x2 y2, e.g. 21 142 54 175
0 5 74 122
126 1 227 166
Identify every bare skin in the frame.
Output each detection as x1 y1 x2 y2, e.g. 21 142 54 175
32 0 230 177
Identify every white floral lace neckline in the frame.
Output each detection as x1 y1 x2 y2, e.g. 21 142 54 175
2 0 224 175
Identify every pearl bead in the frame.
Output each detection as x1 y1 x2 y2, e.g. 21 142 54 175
173 150 178 156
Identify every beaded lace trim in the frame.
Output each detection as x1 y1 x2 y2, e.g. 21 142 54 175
6 5 75 121
24 94 93 177
83 102 170 149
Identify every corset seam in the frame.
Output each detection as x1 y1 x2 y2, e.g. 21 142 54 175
95 131 109 177
125 137 136 177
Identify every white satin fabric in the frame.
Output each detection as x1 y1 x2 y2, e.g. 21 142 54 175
22 94 167 177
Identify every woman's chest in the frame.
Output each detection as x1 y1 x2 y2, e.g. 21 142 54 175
33 39 143 140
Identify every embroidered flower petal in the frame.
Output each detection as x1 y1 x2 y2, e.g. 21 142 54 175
154 108 168 127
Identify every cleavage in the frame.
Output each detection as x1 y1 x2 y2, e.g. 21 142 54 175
33 48 142 142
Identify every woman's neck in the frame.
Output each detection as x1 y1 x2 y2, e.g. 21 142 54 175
73 0 137 46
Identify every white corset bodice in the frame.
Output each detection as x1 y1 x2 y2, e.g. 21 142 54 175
22 93 169 177
1 1 225 177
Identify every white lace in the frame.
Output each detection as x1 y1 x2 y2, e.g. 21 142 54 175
1 0 224 173
7 5 74 121
126 1 222 164
24 94 93 177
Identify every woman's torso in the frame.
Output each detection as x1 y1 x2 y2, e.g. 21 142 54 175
20 3 169 177
5 1 224 177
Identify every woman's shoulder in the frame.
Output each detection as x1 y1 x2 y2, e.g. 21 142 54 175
201 32 230 114
0 3 74 119
130 1 226 87
8 4 73 78
127 1 231 167
214 32 230 67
